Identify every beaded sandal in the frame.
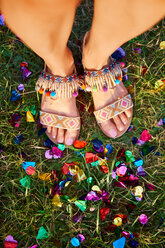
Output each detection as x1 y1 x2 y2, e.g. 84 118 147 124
82 33 133 138
36 65 81 141
83 58 133 138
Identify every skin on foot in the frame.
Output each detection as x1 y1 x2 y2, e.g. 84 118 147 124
41 66 80 146
82 32 133 138
92 82 132 138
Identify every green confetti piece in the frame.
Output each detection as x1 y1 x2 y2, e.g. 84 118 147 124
37 226 50 240
91 160 100 166
60 195 69 203
125 151 135 162
115 161 123 167
57 143 65 151
74 200 87 211
20 175 31 188
24 105 36 115
87 177 93 184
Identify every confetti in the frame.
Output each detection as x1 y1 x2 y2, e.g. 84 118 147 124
36 226 50 240
139 214 148 224
0 14 5 25
75 200 87 211
73 140 87 149
71 237 80 247
100 207 110 221
20 175 31 188
4 235 18 248
113 237 126 248
160 41 165 49
17 83 25 91
10 90 21 102
128 239 139 247
14 134 23 144
20 61 32 80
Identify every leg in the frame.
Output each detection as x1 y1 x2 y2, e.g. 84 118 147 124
83 0 165 70
82 0 165 138
1 0 81 145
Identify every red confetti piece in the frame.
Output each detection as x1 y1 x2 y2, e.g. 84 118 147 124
139 130 152 142
73 140 87 149
61 162 77 175
141 65 147 76
99 207 110 221
117 148 125 159
114 181 126 189
85 153 98 163
61 164 70 175
147 183 156 190
100 165 109 173
4 242 18 248
105 224 117 232
26 166 35 175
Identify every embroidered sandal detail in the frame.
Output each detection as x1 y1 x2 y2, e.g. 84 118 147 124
83 31 133 138
40 111 80 130
94 94 133 124
84 57 122 92
36 67 81 99
36 65 81 143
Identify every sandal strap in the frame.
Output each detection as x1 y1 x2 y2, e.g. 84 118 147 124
83 57 122 92
94 94 133 123
36 70 81 99
40 111 81 130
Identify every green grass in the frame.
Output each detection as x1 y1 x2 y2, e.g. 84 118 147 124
0 1 165 247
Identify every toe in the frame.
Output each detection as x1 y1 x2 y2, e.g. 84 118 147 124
47 126 52 134
125 108 132 118
52 127 57 140
57 128 65 144
100 119 118 138
113 115 125 131
119 112 127 125
65 130 79 146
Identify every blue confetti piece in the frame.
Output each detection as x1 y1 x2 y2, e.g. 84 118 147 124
44 138 54 148
113 237 126 248
134 159 143 167
111 47 126 60
106 144 113 154
131 137 138 145
71 237 80 247
14 134 23 144
38 128 47 137
22 161 35 171
10 90 21 102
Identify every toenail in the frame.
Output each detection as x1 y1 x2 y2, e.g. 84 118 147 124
48 130 51 133
119 126 124 131
109 129 117 138
66 138 74 146
123 120 127 124
52 136 56 139
57 139 63 143
127 111 131 117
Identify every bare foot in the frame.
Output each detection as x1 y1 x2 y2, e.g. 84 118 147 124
40 64 80 145
83 34 132 138
92 82 132 138
41 93 80 145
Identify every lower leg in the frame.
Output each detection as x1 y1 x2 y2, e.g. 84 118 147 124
1 0 81 144
1 0 80 76
83 0 165 70
82 0 165 138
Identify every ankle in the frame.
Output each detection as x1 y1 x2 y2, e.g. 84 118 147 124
82 44 108 70
82 32 122 71
44 47 75 76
